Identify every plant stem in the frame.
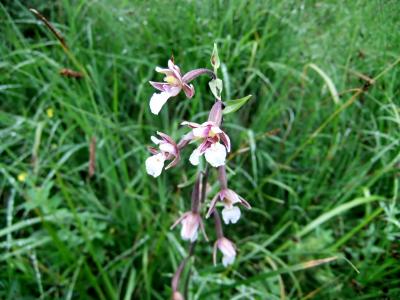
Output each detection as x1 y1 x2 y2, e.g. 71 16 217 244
171 242 196 292
213 211 224 239
217 166 228 189
200 165 209 203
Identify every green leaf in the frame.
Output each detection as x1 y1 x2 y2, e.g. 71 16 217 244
223 95 252 115
208 78 223 99
305 63 340 104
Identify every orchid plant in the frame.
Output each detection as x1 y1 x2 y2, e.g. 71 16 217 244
145 45 252 299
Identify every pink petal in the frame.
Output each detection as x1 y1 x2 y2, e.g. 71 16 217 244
239 195 251 209
149 81 168 92
225 189 241 204
147 146 159 155
170 212 189 230
192 126 210 138
183 83 195 98
178 132 195 144
199 218 208 241
220 131 231 152
218 237 236 257
181 121 201 128
156 131 176 146
168 60 182 81
208 101 223 125
165 151 180 169
167 59 175 70
155 66 173 76
164 85 181 97
206 193 220 218
198 140 211 154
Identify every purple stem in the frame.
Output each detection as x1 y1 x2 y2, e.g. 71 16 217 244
217 166 228 189
213 211 224 239
200 165 209 203
173 164 210 296
191 173 201 213
171 242 196 292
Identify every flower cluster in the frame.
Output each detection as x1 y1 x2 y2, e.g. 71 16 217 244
145 131 179 177
145 54 251 298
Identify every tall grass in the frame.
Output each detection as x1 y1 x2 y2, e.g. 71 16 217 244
1 0 399 299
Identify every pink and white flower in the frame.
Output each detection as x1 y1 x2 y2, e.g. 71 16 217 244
170 212 207 242
149 59 195 115
145 132 179 177
181 121 231 168
149 59 215 115
213 237 236 267
206 188 251 224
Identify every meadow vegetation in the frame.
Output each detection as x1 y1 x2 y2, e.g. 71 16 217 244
1 0 399 299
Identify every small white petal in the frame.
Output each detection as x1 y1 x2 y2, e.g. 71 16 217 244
150 136 162 145
155 66 173 75
145 153 165 177
149 92 171 115
222 254 235 267
159 143 175 154
189 148 202 165
204 142 226 167
180 225 198 242
222 206 241 224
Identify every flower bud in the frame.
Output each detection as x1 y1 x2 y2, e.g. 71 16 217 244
208 101 223 126
171 212 207 242
213 237 236 267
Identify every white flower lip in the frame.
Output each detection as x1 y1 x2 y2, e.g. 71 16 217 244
145 153 165 177
149 92 171 115
222 206 241 224
189 148 201 165
204 142 226 167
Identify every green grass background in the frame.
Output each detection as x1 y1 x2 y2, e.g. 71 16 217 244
1 0 399 299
